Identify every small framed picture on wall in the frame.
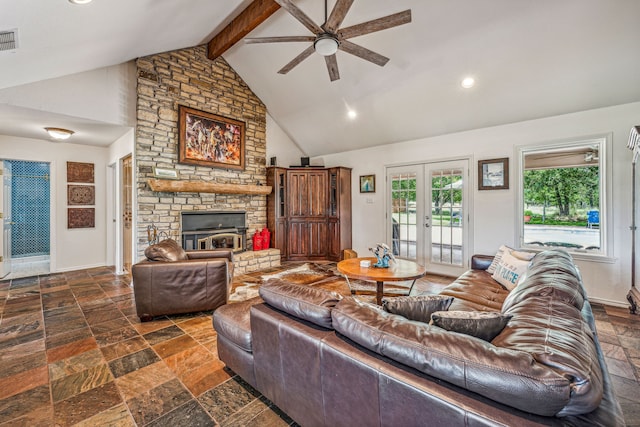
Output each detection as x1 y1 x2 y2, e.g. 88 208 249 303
478 158 509 190
360 174 375 193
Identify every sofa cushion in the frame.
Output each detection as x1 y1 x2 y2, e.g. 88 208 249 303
144 238 188 262
212 296 263 352
382 295 453 323
487 245 535 274
438 269 508 312
491 249 531 290
331 296 573 416
259 280 342 329
430 310 512 342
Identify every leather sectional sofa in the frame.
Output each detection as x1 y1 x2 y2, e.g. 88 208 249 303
213 250 624 426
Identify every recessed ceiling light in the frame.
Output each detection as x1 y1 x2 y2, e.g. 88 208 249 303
45 127 74 140
68 0 93 4
347 110 357 120
461 77 475 88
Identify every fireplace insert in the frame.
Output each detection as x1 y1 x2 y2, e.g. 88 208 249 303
181 211 247 252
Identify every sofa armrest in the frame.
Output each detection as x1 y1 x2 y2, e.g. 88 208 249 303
187 249 234 262
471 254 494 270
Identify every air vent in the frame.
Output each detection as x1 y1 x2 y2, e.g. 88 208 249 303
0 29 18 52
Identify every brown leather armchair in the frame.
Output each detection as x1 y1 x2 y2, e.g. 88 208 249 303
131 239 233 321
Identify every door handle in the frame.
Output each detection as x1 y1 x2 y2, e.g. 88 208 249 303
424 216 430 228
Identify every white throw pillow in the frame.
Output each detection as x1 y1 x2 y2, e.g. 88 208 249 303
491 250 531 290
487 245 509 274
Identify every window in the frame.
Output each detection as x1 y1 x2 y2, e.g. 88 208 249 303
518 136 608 257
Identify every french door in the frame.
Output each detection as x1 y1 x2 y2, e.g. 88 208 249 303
387 159 469 277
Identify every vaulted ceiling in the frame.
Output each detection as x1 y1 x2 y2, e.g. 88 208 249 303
1 0 639 156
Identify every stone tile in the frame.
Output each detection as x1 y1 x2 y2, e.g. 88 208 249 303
199 377 261 423
126 378 192 426
143 324 185 345
51 363 113 402
153 333 199 359
146 399 216 427
0 350 47 379
115 361 176 401
0 364 49 400
53 381 123 427
222 396 292 427
108 347 160 378
46 336 98 364
164 344 227 396
43 309 88 337
100 335 149 362
41 289 76 311
48 348 105 381
611 374 640 404
0 337 45 361
72 403 135 427
94 325 139 347
130 317 173 334
0 384 51 424
45 326 93 350
1 294 41 318
619 396 640 427
89 317 130 335
605 356 637 379
600 342 629 361
83 305 124 325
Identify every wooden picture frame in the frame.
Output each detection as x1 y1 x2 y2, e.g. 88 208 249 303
178 105 245 171
478 158 509 190
360 174 375 193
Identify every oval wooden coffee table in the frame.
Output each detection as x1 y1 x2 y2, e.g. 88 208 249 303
337 257 427 305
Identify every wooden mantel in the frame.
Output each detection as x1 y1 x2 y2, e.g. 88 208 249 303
147 178 272 195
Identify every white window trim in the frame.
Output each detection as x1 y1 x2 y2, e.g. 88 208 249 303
515 133 614 262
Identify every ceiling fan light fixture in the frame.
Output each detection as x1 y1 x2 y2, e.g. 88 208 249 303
45 127 74 140
314 34 339 56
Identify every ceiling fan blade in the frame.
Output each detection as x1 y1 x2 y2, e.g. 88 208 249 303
338 9 411 39
338 40 389 66
275 0 323 35
245 36 316 44
324 54 340 81
323 0 354 33
278 45 316 74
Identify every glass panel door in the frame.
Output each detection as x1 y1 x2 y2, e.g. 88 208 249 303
428 162 465 269
387 160 469 276
389 167 422 261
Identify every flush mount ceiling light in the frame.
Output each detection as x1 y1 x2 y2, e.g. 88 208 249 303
314 34 339 56
68 0 93 4
347 109 357 120
461 77 475 88
45 127 74 140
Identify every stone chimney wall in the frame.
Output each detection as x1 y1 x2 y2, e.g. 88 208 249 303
135 45 267 260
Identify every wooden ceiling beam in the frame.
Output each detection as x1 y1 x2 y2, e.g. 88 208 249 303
207 0 281 60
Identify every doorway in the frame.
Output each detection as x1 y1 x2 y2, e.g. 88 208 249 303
0 159 51 278
121 155 133 273
387 159 470 277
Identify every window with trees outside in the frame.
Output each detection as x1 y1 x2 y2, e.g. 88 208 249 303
519 136 607 256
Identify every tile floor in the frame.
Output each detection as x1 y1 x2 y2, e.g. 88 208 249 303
0 263 639 426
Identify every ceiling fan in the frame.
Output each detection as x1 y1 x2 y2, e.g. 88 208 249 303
245 0 411 82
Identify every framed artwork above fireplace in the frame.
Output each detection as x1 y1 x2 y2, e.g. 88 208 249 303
178 105 246 171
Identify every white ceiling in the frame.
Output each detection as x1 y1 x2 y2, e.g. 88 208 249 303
1 0 639 156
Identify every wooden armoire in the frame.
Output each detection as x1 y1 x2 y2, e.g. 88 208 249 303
266 166 352 261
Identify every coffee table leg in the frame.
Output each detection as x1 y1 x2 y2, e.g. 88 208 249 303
376 281 384 305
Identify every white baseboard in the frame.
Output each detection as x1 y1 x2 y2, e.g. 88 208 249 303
54 262 107 273
588 296 629 308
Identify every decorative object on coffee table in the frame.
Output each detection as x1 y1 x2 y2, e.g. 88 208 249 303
369 242 394 268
